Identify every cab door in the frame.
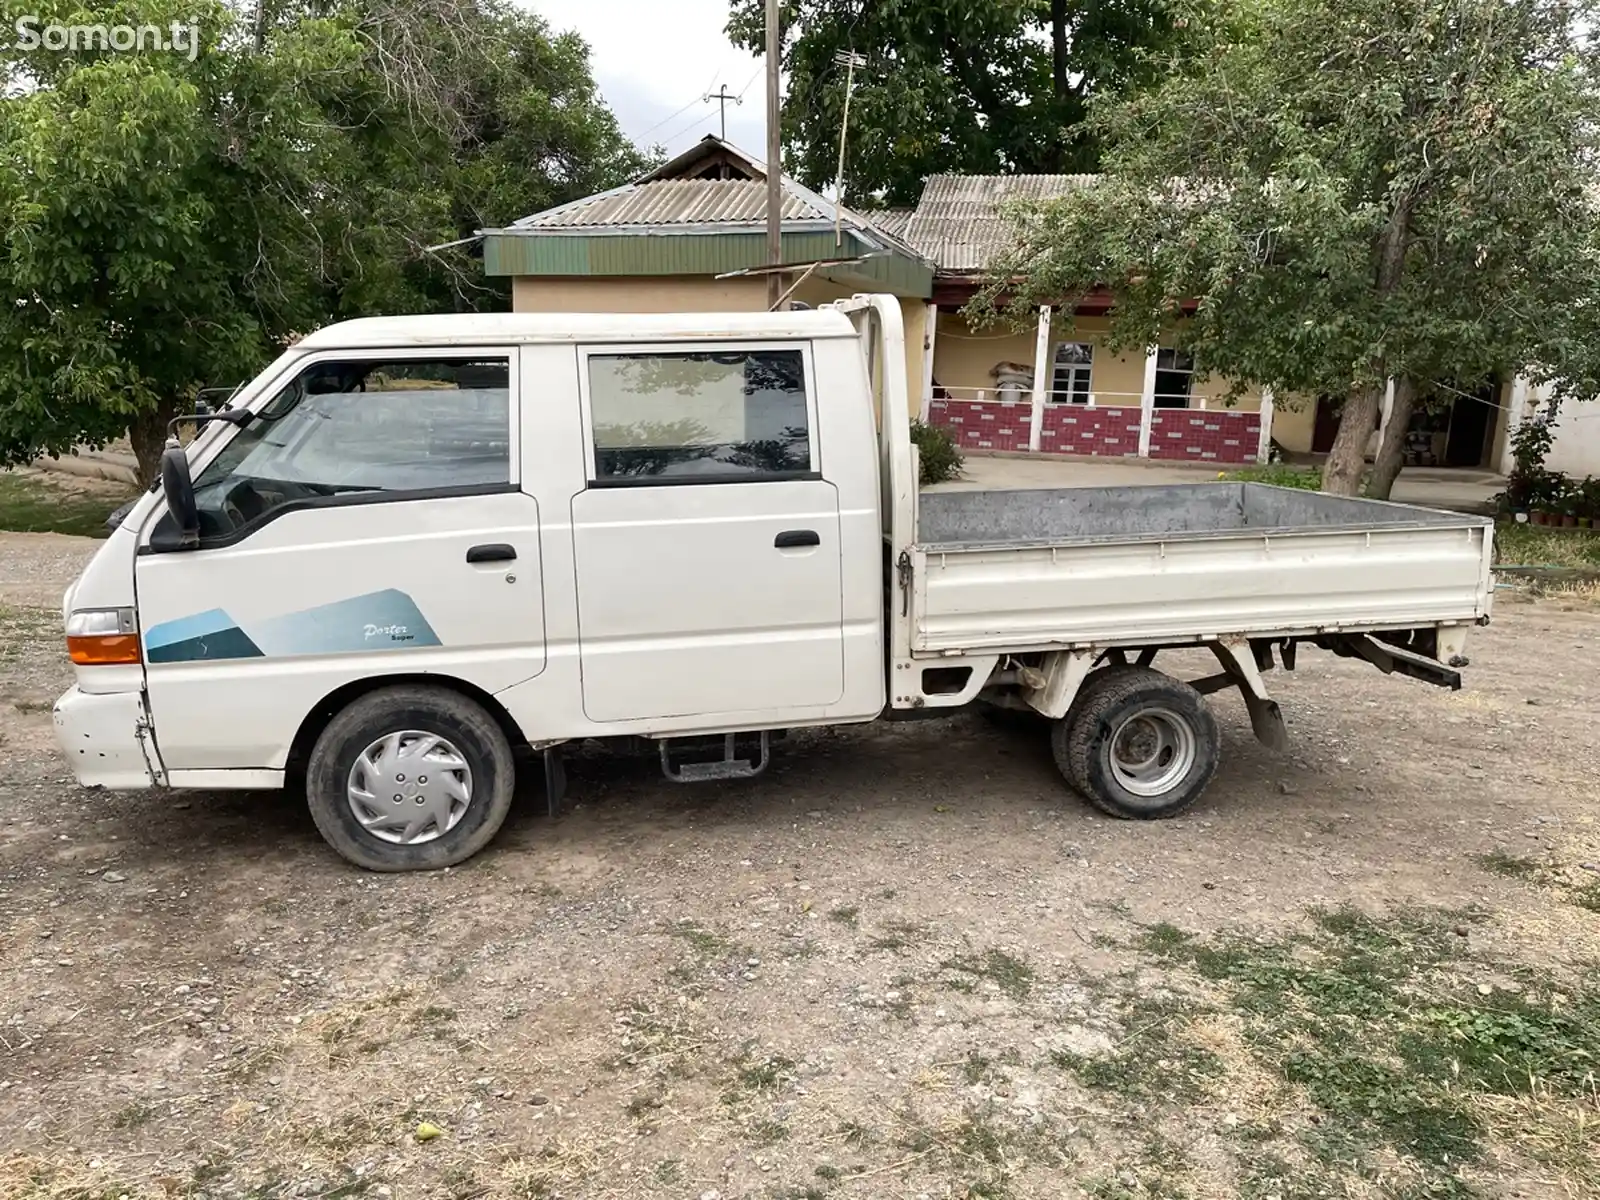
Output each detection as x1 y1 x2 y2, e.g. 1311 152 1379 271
134 349 546 774
569 342 845 724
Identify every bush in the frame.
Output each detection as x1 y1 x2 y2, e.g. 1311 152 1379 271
1221 464 1322 490
910 420 963 485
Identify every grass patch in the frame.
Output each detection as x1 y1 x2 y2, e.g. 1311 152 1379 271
1493 520 1600 570
1050 989 1223 1104
867 919 928 953
1470 853 1600 913
735 1051 795 1092
1221 464 1322 489
668 921 738 957
1470 850 1542 879
940 948 1034 1000
827 905 859 928
0 470 132 538
111 1100 156 1129
1103 906 1600 1193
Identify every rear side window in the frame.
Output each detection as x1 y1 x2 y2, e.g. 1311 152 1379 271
188 357 511 542
587 348 811 483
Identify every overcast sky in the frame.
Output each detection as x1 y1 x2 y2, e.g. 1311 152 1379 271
526 0 771 160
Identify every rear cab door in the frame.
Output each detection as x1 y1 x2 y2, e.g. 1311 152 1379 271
133 348 546 779
568 340 848 725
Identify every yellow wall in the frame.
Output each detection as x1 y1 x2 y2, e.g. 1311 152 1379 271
512 275 770 312
933 310 1263 413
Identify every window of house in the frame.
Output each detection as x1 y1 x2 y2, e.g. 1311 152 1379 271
1050 342 1094 404
188 357 511 542
1153 348 1196 408
587 348 811 483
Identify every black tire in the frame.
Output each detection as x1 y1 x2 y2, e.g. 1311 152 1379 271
1054 665 1143 795
305 685 517 871
1053 667 1219 819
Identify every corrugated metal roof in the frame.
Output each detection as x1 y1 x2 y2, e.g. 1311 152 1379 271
863 208 915 238
512 178 827 229
904 174 1097 271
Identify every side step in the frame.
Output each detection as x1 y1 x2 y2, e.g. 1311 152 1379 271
659 732 771 783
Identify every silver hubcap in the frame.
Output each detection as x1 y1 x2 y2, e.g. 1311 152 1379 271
346 730 473 845
1108 707 1197 797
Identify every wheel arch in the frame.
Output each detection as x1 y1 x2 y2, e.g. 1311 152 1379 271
284 673 528 784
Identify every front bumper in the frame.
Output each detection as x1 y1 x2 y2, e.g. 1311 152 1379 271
53 687 163 789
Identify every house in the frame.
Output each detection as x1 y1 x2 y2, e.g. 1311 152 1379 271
481 137 1584 474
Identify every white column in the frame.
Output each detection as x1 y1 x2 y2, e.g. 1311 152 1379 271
1137 346 1159 457
919 303 938 421
1027 305 1052 452
1257 387 1275 463
1499 375 1529 475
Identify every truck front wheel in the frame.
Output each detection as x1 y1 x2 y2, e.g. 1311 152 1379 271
304 685 517 871
1054 668 1219 819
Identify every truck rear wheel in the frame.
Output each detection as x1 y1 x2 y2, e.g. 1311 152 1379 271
1054 668 1219 819
305 685 517 871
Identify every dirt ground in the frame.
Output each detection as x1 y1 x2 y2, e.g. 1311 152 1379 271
1 532 1596 1200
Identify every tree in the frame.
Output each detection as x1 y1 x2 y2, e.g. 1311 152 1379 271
974 0 1600 497
0 0 646 484
726 0 1172 205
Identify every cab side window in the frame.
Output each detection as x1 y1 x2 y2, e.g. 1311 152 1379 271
586 348 812 484
189 357 511 543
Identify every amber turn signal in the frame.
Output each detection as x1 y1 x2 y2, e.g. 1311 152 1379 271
65 608 141 665
67 634 142 666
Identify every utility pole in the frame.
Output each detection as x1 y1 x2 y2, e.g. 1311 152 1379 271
832 49 867 248
765 0 783 309
703 85 741 141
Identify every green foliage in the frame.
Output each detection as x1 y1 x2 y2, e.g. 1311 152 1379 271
0 0 646 482
726 0 1172 205
975 0 1600 471
1112 906 1600 1186
1221 464 1322 490
910 419 963 485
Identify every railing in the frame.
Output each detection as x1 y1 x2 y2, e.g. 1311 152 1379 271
933 385 1214 409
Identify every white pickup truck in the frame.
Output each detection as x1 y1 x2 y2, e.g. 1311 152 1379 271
54 295 1494 870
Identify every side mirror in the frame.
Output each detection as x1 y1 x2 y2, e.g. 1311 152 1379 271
160 440 200 549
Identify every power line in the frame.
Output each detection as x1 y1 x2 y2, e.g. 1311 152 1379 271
636 65 728 141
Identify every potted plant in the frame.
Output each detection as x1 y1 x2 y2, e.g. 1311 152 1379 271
1579 477 1600 529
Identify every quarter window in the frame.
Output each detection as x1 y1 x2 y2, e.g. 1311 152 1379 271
587 349 811 483
189 357 511 541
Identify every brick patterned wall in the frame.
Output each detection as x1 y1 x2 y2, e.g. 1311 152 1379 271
929 400 1262 463
927 397 1032 452
1148 409 1260 464
1038 405 1143 457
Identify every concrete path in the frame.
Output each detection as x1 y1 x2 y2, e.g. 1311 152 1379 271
931 453 1504 514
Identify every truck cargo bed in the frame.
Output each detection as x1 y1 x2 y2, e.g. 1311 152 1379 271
912 484 1493 654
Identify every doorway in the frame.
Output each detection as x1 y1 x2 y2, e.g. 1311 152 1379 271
1443 386 1495 468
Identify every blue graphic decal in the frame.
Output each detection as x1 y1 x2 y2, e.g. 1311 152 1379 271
143 590 440 662
145 609 264 664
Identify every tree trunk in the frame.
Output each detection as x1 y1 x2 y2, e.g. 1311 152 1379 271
128 401 177 489
1365 376 1419 500
1050 0 1068 103
1321 385 1381 495
1323 195 1413 496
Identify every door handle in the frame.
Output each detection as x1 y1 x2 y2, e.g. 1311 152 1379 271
774 530 820 549
466 543 517 564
